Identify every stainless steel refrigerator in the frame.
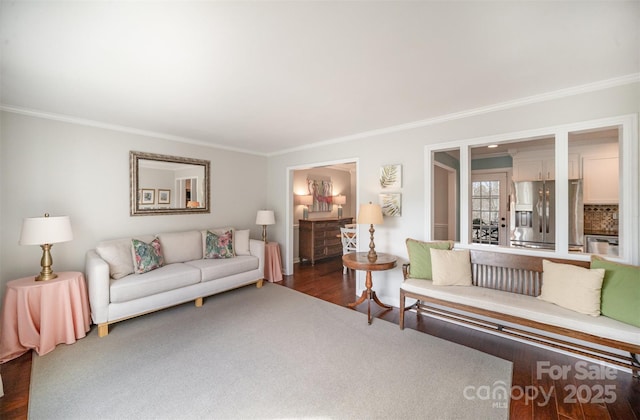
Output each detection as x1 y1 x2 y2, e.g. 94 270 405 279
510 180 583 250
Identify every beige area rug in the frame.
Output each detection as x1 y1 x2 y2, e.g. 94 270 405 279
29 283 511 419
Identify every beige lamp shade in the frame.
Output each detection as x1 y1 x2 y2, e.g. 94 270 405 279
333 195 346 206
256 210 275 243
357 203 383 262
19 215 73 245
357 203 383 225
255 210 276 225
297 195 313 206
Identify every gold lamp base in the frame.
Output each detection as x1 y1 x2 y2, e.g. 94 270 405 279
36 243 58 281
367 224 378 262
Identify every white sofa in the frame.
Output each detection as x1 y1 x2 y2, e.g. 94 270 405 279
86 228 265 337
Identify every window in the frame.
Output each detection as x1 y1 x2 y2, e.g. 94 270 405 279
426 115 638 264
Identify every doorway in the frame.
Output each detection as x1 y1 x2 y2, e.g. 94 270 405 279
285 159 358 275
433 162 457 241
470 172 508 246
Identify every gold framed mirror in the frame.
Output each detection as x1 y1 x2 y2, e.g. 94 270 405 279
130 151 210 216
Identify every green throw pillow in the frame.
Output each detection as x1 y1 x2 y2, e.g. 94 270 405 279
591 256 640 327
405 238 453 280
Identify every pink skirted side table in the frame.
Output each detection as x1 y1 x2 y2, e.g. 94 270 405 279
0 271 91 363
264 242 283 282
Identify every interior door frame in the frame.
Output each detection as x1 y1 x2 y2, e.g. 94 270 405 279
433 161 457 241
284 158 359 275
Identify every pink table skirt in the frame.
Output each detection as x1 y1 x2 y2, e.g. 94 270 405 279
264 242 283 282
0 271 91 363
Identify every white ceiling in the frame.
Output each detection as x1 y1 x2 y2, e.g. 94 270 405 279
1 1 638 156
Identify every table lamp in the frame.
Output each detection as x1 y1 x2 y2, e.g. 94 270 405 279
357 202 383 262
297 195 313 220
19 213 73 281
333 195 346 218
256 210 275 243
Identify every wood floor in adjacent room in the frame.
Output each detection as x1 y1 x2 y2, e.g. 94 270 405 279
1 256 638 419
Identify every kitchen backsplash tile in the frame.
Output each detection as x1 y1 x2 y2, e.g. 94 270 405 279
584 204 618 234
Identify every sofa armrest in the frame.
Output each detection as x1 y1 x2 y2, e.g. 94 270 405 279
249 239 265 274
85 250 110 325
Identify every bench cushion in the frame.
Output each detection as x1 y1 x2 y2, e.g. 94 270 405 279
110 263 201 303
402 278 640 346
185 256 259 282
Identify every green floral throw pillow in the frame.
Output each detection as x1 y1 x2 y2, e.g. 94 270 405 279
131 238 164 274
205 230 234 259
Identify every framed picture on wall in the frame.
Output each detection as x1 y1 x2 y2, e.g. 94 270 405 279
158 189 171 204
140 188 155 205
307 177 333 212
379 164 402 189
379 193 401 217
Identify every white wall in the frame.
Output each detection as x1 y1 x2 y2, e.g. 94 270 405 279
0 112 268 300
267 82 640 307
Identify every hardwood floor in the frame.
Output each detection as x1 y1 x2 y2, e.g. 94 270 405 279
1 256 638 419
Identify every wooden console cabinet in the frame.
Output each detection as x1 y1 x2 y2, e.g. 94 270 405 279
299 217 353 264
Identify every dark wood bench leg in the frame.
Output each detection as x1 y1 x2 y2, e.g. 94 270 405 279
632 353 640 379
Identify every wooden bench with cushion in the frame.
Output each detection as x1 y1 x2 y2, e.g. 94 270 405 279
399 243 640 377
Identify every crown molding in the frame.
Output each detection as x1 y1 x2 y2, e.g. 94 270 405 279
269 73 640 156
2 73 638 157
0 105 268 157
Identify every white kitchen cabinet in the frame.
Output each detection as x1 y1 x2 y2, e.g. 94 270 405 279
512 155 579 181
513 159 545 181
583 156 619 204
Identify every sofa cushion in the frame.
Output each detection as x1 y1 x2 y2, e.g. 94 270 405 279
96 234 155 279
156 230 203 264
185 256 259 282
204 230 234 259
110 263 201 303
234 229 251 256
97 239 134 279
591 255 640 327
430 248 472 286
538 260 604 317
131 238 165 274
405 238 453 280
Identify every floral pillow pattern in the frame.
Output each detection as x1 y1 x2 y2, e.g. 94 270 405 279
131 238 164 274
205 230 234 259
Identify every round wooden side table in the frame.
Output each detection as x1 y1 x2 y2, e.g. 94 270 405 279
342 252 397 324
